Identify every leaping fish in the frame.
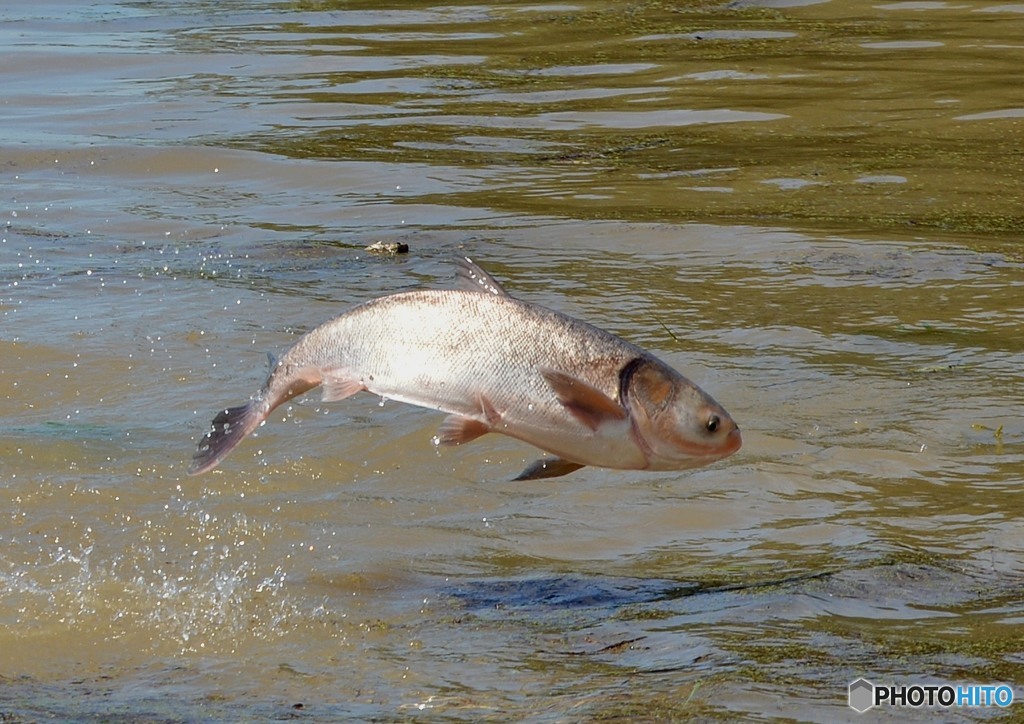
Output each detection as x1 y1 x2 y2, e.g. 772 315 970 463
189 258 741 480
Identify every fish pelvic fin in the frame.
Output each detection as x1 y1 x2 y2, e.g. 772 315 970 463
189 399 268 476
513 457 586 481
435 415 491 445
539 367 627 431
434 394 501 445
455 256 510 297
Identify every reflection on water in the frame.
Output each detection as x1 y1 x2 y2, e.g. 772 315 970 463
1 0 1022 719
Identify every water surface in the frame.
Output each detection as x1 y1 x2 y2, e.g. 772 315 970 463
2 0 1022 720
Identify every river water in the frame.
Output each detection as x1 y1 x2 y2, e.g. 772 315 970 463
1 0 1022 721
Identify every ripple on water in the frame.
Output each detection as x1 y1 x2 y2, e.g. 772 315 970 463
2 0 1023 719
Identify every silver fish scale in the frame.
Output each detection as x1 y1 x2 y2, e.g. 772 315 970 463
280 289 648 427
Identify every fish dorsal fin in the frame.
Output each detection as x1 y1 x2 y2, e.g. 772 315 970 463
455 256 510 296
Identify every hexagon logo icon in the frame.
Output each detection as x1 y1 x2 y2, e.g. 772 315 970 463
849 678 875 713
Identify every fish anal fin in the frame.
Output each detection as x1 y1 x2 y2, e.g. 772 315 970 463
454 256 510 296
513 457 586 481
435 415 491 446
540 367 627 431
321 368 365 402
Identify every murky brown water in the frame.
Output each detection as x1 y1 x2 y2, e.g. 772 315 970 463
2 0 1022 721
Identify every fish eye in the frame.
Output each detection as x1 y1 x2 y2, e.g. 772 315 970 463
706 415 720 434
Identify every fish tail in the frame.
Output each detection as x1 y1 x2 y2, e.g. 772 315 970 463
189 357 323 475
189 398 269 475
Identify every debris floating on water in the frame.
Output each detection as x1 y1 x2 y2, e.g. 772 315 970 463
366 241 409 255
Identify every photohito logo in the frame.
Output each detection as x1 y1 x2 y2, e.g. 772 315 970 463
848 678 1014 713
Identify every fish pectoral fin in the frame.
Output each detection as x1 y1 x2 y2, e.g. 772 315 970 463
539 367 627 431
454 256 510 297
321 368 366 402
513 457 586 481
435 415 491 446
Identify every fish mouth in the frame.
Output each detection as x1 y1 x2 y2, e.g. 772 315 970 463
722 426 742 455
633 422 742 469
677 425 742 459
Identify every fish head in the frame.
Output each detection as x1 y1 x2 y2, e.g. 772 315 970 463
624 360 742 468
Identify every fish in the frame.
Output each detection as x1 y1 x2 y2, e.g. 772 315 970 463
189 257 741 480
